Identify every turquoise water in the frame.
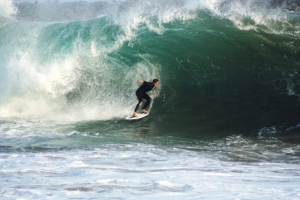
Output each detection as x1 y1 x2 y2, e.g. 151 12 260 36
1 0 300 199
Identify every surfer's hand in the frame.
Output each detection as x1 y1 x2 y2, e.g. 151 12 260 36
138 79 144 84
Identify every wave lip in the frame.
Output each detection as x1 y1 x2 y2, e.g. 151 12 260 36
13 0 300 22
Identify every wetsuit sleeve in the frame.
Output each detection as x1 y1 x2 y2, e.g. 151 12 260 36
151 87 156 92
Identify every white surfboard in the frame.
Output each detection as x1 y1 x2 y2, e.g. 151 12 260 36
125 112 149 120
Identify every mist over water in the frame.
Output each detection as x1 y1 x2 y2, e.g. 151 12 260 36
0 0 16 19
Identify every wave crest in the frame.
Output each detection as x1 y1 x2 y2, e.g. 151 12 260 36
0 0 17 19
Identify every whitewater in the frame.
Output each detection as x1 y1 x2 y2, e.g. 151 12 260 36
1 0 300 199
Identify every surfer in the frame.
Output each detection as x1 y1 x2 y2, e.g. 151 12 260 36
133 79 159 117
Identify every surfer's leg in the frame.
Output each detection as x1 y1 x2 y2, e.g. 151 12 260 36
142 94 152 111
134 101 142 113
134 93 143 113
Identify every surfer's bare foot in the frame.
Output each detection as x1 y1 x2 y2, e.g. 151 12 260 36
133 112 138 117
142 109 148 114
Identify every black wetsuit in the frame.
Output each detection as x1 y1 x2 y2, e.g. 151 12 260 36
134 81 156 112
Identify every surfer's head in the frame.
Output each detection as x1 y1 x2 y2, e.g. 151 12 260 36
152 79 159 87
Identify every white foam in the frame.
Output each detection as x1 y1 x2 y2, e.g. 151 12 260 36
0 51 78 119
0 45 159 122
0 0 17 19
199 0 299 35
0 17 163 122
0 143 299 199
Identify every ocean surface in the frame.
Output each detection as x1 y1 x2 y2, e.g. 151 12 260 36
1 0 300 199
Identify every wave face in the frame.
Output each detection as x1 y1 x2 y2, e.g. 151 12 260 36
1 0 300 134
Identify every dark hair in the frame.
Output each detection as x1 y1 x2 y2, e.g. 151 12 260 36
152 79 159 83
